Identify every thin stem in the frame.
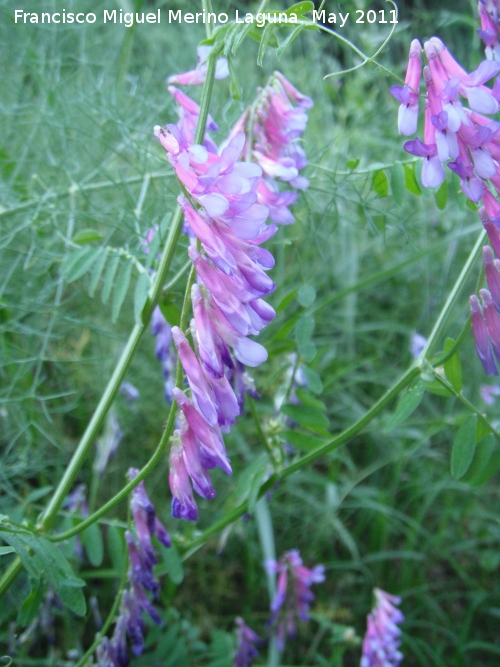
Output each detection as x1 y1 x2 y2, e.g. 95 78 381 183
432 372 497 434
39 205 184 532
248 396 279 472
0 171 172 222
74 562 129 667
0 46 220 599
180 365 421 559
422 229 486 359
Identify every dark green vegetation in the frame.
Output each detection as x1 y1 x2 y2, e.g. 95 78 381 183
2 0 500 664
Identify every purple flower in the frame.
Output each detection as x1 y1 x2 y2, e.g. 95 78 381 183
266 550 325 652
410 332 427 359
120 381 140 403
390 39 422 136
154 69 311 521
360 588 404 667
234 617 261 667
95 472 170 666
470 293 499 376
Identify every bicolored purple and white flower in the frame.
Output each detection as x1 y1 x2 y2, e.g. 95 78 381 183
154 71 311 519
360 588 404 667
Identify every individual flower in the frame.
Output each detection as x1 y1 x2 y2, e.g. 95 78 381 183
234 617 261 667
266 550 325 651
390 39 422 136
410 332 427 358
360 588 404 667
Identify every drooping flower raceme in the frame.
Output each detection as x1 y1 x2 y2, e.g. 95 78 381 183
154 67 312 520
266 550 325 651
95 469 171 667
233 617 261 667
390 9 500 376
360 588 404 667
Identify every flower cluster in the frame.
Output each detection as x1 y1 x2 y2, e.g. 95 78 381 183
96 469 171 667
392 37 500 191
154 58 312 520
360 588 404 667
233 617 261 667
266 549 325 651
390 12 500 376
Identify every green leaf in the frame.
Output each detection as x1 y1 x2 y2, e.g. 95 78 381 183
101 253 120 304
295 315 314 349
62 247 99 283
277 287 299 312
384 378 425 432
61 247 91 278
222 23 241 56
281 403 329 435
0 546 15 555
461 434 497 486
297 285 316 308
89 247 109 297
232 23 254 54
82 523 104 567
57 583 86 616
227 57 241 100
257 22 277 66
443 338 462 393
466 198 479 211
451 415 478 479
300 342 317 362
301 366 323 394
159 293 181 328
160 544 184 585
0 532 40 581
424 379 454 397
73 229 103 244
247 464 269 513
134 272 151 325
276 25 304 59
346 159 360 170
435 180 448 210
282 429 325 451
112 259 133 322
285 1 314 16
404 163 422 195
372 170 389 197
18 578 46 626
390 161 405 205
107 526 125 573
295 388 326 411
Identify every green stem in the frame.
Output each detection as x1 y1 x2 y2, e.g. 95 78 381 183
74 562 129 667
248 396 279 472
432 372 497 434
181 365 421 559
0 51 219 600
422 229 486 359
39 205 184 533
